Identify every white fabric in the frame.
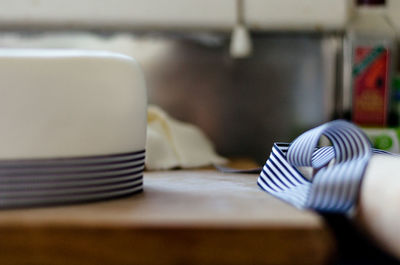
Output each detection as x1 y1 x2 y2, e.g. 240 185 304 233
146 105 227 170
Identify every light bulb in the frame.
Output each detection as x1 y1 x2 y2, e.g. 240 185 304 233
229 24 253 58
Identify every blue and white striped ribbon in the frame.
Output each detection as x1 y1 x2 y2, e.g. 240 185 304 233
258 120 393 213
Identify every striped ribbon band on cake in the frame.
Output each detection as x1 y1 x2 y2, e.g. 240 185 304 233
0 150 145 208
257 120 392 212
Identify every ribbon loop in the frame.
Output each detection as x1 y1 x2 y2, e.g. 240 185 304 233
287 120 371 168
258 120 379 213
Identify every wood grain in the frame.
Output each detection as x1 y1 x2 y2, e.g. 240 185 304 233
0 161 335 265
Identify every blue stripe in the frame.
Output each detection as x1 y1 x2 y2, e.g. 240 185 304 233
267 154 296 187
265 161 291 189
259 170 279 192
269 152 297 187
261 167 287 191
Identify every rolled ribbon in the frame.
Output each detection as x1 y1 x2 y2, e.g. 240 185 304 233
258 120 394 213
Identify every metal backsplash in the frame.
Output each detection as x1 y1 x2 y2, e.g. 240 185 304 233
146 33 341 163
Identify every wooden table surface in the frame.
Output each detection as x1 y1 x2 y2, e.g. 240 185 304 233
0 161 335 265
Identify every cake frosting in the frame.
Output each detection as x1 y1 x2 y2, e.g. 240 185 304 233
0 49 147 159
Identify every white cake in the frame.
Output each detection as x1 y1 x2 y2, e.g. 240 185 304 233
0 49 147 159
0 49 147 207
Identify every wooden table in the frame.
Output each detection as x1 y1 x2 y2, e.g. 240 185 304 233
0 162 335 265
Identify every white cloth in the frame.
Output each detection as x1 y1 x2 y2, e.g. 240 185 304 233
145 106 227 170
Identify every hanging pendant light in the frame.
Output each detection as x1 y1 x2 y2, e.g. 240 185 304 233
229 0 253 58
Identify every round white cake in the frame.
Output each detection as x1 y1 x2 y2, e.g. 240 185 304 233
0 49 147 158
0 49 147 207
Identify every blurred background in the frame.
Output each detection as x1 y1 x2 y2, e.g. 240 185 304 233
0 0 353 164
1 0 400 264
1 0 400 163
1 1 400 163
